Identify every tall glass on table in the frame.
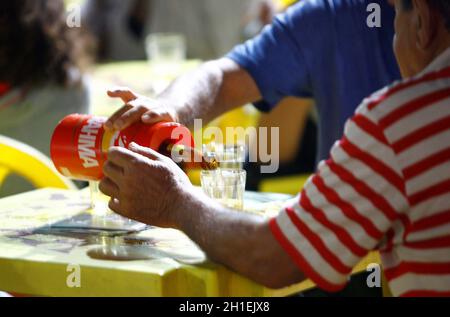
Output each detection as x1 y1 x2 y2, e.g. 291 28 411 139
200 144 247 210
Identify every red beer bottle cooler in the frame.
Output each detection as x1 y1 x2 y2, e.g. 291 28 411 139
50 114 194 181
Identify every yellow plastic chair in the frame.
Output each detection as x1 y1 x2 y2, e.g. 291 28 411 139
0 135 76 191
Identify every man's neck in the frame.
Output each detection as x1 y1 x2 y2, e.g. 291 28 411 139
420 31 450 74
434 33 450 60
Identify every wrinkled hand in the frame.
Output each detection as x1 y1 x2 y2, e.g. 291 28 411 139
104 87 179 131
99 142 193 228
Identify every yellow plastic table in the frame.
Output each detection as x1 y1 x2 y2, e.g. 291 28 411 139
0 188 381 297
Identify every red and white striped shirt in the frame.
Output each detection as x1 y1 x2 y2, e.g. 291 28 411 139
270 48 450 297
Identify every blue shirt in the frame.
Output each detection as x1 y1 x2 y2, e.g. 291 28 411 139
227 0 400 163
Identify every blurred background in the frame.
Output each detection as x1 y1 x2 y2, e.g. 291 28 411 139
0 0 315 197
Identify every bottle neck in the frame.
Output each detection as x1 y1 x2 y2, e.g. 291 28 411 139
161 142 219 170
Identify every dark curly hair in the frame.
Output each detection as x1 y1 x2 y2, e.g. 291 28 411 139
0 0 91 88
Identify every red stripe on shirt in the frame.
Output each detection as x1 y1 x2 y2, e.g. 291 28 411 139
379 88 450 129
340 137 405 194
327 157 412 244
410 209 450 233
351 114 389 146
392 115 450 154
403 147 450 180
409 179 450 206
326 158 399 222
368 67 450 111
285 207 353 275
311 173 383 240
404 235 450 249
269 218 347 292
299 191 368 257
384 261 450 280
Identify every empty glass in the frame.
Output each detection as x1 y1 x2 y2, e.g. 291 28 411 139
146 33 186 63
145 33 186 94
201 169 246 210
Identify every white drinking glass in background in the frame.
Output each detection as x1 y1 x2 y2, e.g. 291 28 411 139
146 33 186 63
145 33 187 94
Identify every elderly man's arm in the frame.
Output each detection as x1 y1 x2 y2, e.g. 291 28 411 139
104 58 261 130
99 144 304 289
175 190 305 289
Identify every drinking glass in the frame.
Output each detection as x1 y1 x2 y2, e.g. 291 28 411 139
202 143 246 170
200 169 247 210
145 33 186 63
145 33 187 94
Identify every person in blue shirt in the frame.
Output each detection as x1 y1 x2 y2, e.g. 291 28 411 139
105 0 400 167
228 0 400 162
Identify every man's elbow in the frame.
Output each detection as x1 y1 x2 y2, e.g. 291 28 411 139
246 250 305 289
256 267 305 289
244 222 306 289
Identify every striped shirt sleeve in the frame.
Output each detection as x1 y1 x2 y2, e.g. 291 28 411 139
269 103 410 292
